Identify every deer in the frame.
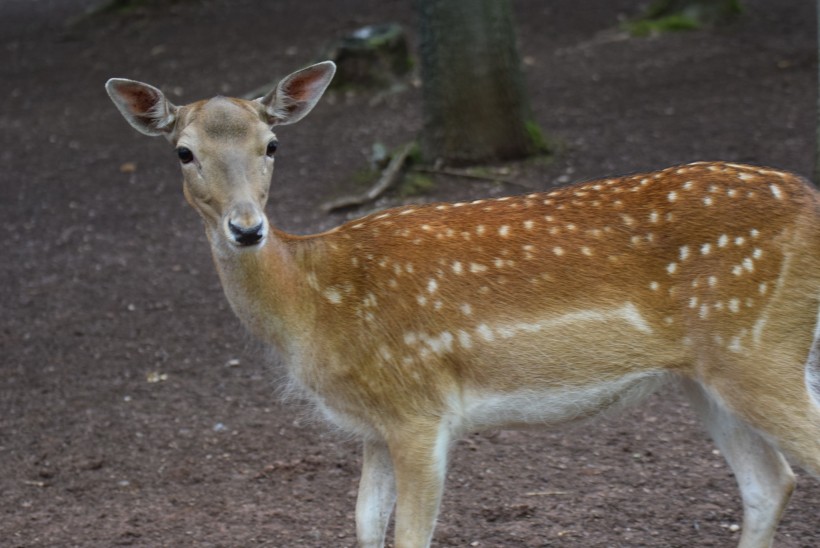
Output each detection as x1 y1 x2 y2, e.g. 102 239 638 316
105 61 820 548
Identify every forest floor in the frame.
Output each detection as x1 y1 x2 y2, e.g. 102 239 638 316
2 0 819 546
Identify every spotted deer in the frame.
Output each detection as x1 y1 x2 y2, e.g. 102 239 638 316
106 61 820 548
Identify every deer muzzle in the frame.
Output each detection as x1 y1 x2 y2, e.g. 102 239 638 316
225 203 267 247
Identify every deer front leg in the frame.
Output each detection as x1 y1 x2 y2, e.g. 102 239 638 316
389 420 451 548
356 438 397 548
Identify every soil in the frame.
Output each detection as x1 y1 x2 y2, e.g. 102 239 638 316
2 0 819 546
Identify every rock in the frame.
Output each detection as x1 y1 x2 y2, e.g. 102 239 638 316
323 23 412 89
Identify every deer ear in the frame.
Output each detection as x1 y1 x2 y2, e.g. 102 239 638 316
105 78 178 137
257 61 336 126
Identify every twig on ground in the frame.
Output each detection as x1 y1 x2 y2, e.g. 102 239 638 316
322 142 415 212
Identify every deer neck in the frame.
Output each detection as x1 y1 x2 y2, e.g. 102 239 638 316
208 228 312 353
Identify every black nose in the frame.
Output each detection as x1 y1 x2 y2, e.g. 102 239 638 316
228 220 264 246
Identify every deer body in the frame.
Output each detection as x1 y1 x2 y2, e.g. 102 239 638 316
107 62 820 548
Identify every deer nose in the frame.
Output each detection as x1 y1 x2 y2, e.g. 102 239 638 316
228 220 265 246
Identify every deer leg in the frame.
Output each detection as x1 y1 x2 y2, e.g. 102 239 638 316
388 419 451 548
356 438 397 548
682 379 796 548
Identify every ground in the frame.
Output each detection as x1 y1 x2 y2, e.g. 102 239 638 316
1 0 819 546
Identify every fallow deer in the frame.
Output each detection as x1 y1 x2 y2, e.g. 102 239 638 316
106 61 820 548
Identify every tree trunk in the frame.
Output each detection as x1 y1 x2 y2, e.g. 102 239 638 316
416 0 543 166
815 0 820 183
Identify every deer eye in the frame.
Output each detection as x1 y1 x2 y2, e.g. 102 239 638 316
176 147 194 164
266 140 278 157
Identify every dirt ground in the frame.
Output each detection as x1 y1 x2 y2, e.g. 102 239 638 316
2 0 819 546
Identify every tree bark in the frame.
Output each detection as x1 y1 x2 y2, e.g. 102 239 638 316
416 0 542 166
815 0 820 183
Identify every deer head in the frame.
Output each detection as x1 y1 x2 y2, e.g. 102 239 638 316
105 62 336 250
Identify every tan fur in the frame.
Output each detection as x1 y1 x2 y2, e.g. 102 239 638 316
106 65 820 548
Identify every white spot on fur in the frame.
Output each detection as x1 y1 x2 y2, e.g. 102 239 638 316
427 279 438 294
470 263 488 273
649 281 660 291
701 243 712 255
523 220 535 231
425 331 454 354
460 303 473 316
324 288 343 304
668 191 678 202
499 225 511 237
728 298 740 313
477 324 495 342
452 261 463 275
753 316 767 344
742 258 754 272
679 246 690 261
667 262 678 275
458 330 473 349
718 234 729 248
553 247 565 256
770 184 783 200
708 276 718 287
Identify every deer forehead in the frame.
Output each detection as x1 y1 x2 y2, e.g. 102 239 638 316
181 97 267 143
